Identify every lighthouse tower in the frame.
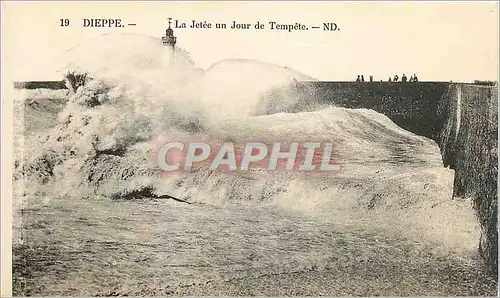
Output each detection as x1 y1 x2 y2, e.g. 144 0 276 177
162 18 177 49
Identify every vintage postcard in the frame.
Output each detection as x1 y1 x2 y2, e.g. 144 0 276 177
1 1 499 296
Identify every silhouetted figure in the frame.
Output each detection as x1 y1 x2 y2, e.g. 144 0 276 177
361 75 365 82
369 75 373 82
394 75 399 82
388 77 392 82
413 74 418 82
356 75 361 82
402 74 407 83
409 76 414 82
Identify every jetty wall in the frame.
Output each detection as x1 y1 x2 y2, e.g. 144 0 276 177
438 84 498 274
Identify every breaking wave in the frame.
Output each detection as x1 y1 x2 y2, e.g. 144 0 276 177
15 33 479 255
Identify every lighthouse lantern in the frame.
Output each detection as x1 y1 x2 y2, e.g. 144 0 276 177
162 17 177 49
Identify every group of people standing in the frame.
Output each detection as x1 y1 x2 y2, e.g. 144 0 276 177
356 75 373 82
388 74 418 83
355 74 419 83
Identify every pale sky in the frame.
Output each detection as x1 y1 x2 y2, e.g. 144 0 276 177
2 1 499 82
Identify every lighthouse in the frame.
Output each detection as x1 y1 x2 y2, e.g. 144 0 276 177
162 17 177 49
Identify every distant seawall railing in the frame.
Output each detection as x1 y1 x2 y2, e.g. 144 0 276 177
14 79 499 276
14 81 67 90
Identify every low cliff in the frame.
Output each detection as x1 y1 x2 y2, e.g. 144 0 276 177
290 81 498 275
